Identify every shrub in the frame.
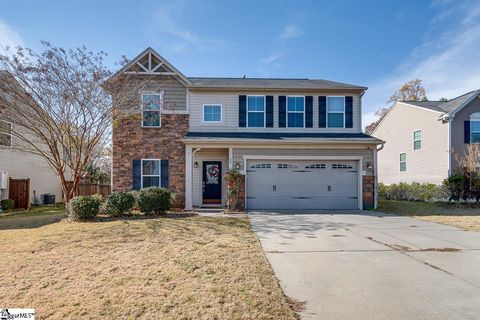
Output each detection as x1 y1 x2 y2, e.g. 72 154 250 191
0 199 15 211
68 194 102 221
378 182 447 201
102 191 136 216
137 187 174 215
443 174 468 202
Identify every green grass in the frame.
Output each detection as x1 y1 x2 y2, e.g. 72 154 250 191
375 200 480 216
0 203 65 219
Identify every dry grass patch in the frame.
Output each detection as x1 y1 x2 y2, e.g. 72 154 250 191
0 215 297 319
416 215 480 232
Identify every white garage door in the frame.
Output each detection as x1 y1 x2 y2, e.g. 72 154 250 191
246 160 359 210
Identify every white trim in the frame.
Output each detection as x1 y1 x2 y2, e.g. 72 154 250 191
286 95 306 128
185 147 193 210
399 101 445 114
246 95 266 128
470 119 480 144
373 147 378 209
243 155 364 210
399 152 407 172
141 92 164 128
228 147 233 169
202 104 223 124
326 96 346 128
448 119 452 176
413 129 422 150
140 159 161 189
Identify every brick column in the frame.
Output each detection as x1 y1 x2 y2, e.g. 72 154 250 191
363 176 375 209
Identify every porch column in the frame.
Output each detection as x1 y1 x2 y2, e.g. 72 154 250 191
185 146 193 210
228 147 233 169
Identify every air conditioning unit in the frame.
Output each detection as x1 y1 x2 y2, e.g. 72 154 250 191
0 171 7 189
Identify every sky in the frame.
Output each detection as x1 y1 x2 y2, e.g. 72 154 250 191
2 0 480 128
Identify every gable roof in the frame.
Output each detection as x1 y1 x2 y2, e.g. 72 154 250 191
188 77 366 91
400 90 480 117
110 47 367 92
108 47 191 85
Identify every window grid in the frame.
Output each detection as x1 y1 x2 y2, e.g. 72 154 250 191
141 159 161 188
327 96 345 128
203 104 222 123
471 120 480 144
287 96 305 128
142 93 162 127
413 130 422 150
400 153 407 172
247 95 266 128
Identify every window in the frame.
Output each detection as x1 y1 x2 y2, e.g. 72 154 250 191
277 163 298 169
0 120 12 147
142 159 161 188
413 130 422 150
247 95 265 127
471 121 480 143
250 163 271 169
332 164 353 169
203 104 222 123
142 93 162 127
327 96 345 128
400 153 407 172
305 164 326 169
287 96 305 128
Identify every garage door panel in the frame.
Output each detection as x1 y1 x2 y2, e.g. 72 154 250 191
247 160 359 210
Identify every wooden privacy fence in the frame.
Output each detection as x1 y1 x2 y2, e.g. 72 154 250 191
67 182 111 198
9 178 30 209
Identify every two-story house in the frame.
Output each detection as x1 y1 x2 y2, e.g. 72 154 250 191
111 48 382 210
372 89 480 185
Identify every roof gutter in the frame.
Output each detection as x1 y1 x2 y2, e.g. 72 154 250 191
182 138 384 145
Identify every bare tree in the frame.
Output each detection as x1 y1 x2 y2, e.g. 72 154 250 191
0 42 147 204
365 79 427 134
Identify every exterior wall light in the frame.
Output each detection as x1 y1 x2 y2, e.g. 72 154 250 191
194 161 198 168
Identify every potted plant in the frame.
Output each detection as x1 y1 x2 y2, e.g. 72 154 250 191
224 168 243 211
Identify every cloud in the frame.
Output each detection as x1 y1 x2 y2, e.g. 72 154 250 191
152 0 230 52
0 20 23 49
261 54 279 64
279 24 302 39
363 1 480 128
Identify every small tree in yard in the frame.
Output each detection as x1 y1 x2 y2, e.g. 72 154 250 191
224 168 243 211
452 144 480 202
0 42 147 205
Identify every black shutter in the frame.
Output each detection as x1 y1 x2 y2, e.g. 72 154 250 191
305 96 313 128
319 96 327 128
239 95 246 127
345 96 353 128
279 96 286 128
161 159 169 188
465 121 471 144
266 96 274 127
132 159 141 190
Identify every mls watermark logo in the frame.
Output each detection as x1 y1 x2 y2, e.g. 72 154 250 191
0 309 35 320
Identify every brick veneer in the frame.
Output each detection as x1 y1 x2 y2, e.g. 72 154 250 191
112 114 189 207
362 175 375 209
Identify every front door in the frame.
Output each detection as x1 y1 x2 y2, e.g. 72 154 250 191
202 161 222 204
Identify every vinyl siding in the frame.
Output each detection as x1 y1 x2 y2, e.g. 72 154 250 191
192 148 228 207
232 147 374 175
450 96 480 173
373 102 449 185
188 91 362 133
0 147 62 202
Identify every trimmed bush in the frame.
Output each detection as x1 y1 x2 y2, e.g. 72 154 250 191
69 194 102 221
0 199 15 211
102 191 135 216
443 174 468 202
378 182 447 202
137 187 174 215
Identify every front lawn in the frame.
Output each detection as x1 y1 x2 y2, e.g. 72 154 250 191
0 215 297 319
376 200 480 232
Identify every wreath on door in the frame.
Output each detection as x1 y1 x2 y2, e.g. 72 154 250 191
208 165 220 178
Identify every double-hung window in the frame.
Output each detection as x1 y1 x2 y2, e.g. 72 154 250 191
142 93 162 127
203 104 222 123
400 153 407 172
247 95 265 127
0 120 12 147
287 96 305 128
327 96 345 128
413 130 422 150
142 159 161 188
471 120 480 143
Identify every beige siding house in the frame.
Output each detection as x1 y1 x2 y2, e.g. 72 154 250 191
373 90 480 185
111 48 383 211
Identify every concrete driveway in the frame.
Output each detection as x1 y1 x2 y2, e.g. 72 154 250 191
250 211 480 320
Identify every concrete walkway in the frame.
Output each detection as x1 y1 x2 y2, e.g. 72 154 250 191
250 211 480 320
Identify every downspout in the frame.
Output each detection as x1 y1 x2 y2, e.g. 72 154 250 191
374 142 385 209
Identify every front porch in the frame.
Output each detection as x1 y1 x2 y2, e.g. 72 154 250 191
185 147 233 210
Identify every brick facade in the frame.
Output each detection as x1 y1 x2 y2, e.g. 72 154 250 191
112 114 189 207
362 175 375 209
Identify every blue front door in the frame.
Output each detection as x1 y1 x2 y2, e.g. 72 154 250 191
202 161 222 204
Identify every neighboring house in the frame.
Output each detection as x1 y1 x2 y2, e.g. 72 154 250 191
0 73 63 207
372 90 480 185
111 48 383 210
